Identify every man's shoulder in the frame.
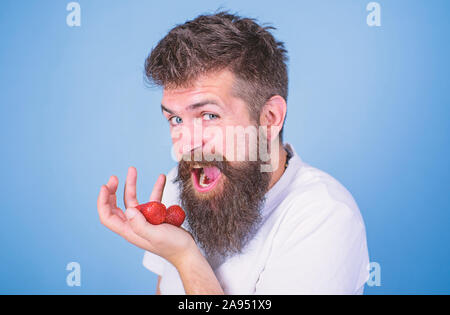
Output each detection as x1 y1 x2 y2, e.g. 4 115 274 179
280 162 365 233
280 143 362 222
256 162 370 294
290 163 358 205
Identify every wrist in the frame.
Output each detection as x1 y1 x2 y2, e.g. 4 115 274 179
173 244 225 295
172 241 203 272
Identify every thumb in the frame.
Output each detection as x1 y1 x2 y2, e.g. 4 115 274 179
125 207 154 240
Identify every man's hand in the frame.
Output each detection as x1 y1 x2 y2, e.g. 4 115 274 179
97 167 225 294
97 167 196 268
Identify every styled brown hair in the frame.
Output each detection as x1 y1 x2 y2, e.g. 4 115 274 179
145 11 289 142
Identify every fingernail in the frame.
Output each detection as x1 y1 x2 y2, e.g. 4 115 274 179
126 208 137 220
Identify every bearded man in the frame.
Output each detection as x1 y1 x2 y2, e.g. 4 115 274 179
97 12 370 295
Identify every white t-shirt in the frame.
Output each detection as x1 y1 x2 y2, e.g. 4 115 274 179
143 143 370 294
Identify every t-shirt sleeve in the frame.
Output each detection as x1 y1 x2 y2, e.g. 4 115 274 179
254 198 370 295
142 251 167 276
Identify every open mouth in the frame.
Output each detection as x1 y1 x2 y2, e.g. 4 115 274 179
191 165 222 193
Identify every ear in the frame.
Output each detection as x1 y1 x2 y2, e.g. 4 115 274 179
259 95 287 141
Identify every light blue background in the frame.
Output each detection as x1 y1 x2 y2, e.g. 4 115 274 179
0 0 448 294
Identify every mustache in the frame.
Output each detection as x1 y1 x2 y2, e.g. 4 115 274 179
178 151 229 175
178 151 266 184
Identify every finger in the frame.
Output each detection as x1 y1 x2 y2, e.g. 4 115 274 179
97 185 110 210
125 207 156 241
106 175 119 206
149 174 166 202
102 210 128 235
98 186 129 236
124 166 139 209
112 208 127 221
106 175 119 193
98 185 113 223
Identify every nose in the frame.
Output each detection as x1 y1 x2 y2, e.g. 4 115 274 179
172 117 206 159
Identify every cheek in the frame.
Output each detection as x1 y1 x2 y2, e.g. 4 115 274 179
171 141 183 161
202 125 226 157
170 126 191 159
203 124 256 162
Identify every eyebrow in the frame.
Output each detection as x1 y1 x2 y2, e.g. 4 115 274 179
161 100 222 115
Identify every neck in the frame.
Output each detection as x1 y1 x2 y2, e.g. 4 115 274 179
267 142 287 190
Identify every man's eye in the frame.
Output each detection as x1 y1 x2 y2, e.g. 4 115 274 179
169 116 183 125
203 113 219 121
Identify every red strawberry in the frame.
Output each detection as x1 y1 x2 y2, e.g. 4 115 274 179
136 201 166 225
165 205 186 227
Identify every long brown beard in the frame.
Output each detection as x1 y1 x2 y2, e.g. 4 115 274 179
174 153 271 260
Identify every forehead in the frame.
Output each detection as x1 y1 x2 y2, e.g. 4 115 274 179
161 70 236 107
